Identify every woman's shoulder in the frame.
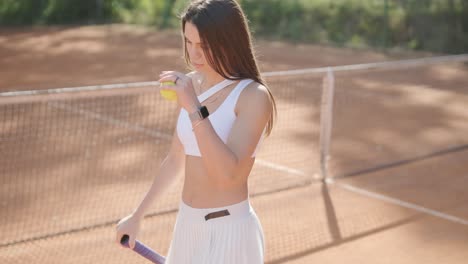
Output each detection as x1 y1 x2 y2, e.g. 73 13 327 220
242 80 269 98
238 80 271 110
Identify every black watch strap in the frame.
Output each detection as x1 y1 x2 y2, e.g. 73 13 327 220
189 105 209 123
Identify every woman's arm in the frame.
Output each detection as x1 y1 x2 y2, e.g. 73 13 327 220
193 83 272 186
131 123 185 219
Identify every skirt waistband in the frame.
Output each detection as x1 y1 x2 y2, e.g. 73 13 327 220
178 199 253 223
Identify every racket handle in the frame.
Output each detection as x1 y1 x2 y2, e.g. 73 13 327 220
120 234 166 264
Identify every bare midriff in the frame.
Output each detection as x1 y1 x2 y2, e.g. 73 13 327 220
182 155 255 208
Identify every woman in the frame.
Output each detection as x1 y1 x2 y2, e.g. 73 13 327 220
116 0 276 263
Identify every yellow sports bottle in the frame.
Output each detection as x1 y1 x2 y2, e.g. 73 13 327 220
160 81 178 101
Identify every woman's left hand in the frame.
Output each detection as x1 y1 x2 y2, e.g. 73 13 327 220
159 71 201 112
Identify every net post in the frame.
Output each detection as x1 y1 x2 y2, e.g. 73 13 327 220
319 67 335 183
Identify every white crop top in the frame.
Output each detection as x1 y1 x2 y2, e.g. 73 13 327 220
176 78 264 157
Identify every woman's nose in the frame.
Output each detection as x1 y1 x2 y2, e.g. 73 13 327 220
190 47 202 59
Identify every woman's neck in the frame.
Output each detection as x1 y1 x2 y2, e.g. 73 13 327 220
199 70 226 92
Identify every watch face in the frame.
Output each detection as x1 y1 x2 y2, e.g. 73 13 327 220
200 106 209 118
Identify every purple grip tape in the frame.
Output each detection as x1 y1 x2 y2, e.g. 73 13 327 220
120 234 166 264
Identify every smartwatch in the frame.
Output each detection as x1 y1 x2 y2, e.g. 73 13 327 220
189 105 210 123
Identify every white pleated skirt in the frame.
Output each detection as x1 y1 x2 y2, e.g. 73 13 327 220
165 199 265 264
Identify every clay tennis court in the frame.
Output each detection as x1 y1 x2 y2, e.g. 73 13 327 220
1 25 467 263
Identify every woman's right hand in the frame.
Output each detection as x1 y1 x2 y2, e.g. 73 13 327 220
158 71 201 113
115 213 141 249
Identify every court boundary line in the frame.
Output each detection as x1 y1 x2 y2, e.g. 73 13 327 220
254 156 468 227
331 180 468 226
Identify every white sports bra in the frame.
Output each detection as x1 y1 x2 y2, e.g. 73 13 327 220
176 78 264 157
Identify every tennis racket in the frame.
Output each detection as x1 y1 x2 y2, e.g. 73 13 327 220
120 234 166 264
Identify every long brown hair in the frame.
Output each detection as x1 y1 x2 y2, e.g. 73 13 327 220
181 0 276 136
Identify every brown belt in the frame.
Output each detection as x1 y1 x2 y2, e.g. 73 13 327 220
205 209 230 221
